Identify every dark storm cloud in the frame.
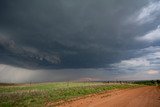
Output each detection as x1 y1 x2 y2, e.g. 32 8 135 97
0 0 160 82
0 0 150 69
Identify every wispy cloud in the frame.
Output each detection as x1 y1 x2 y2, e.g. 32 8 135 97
128 1 160 25
136 25 160 42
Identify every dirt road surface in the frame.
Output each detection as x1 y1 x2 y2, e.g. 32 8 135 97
58 86 160 107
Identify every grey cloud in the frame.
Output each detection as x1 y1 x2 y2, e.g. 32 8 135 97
136 25 160 42
127 0 160 25
0 35 60 69
0 64 116 83
110 46 160 76
0 0 160 82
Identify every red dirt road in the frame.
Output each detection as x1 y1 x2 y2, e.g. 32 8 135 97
58 86 160 107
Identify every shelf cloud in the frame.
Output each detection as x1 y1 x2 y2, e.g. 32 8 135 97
0 0 160 82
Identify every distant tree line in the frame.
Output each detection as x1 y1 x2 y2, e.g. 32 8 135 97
98 80 160 86
133 80 160 86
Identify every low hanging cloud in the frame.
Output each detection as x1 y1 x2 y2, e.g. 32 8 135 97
0 35 61 68
0 64 78 83
136 25 160 42
0 64 119 83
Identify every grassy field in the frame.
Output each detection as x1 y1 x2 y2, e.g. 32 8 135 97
0 82 143 107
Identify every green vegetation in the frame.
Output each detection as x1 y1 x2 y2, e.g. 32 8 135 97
0 82 103 93
133 80 160 86
0 82 142 107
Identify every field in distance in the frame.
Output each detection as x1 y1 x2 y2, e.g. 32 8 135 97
0 81 157 107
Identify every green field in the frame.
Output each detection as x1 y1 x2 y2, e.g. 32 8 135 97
0 82 143 107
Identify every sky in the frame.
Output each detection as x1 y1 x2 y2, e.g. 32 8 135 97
0 0 160 83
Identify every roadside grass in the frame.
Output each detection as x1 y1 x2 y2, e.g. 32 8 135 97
0 82 142 107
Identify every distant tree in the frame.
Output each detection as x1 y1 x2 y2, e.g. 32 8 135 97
157 80 160 86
